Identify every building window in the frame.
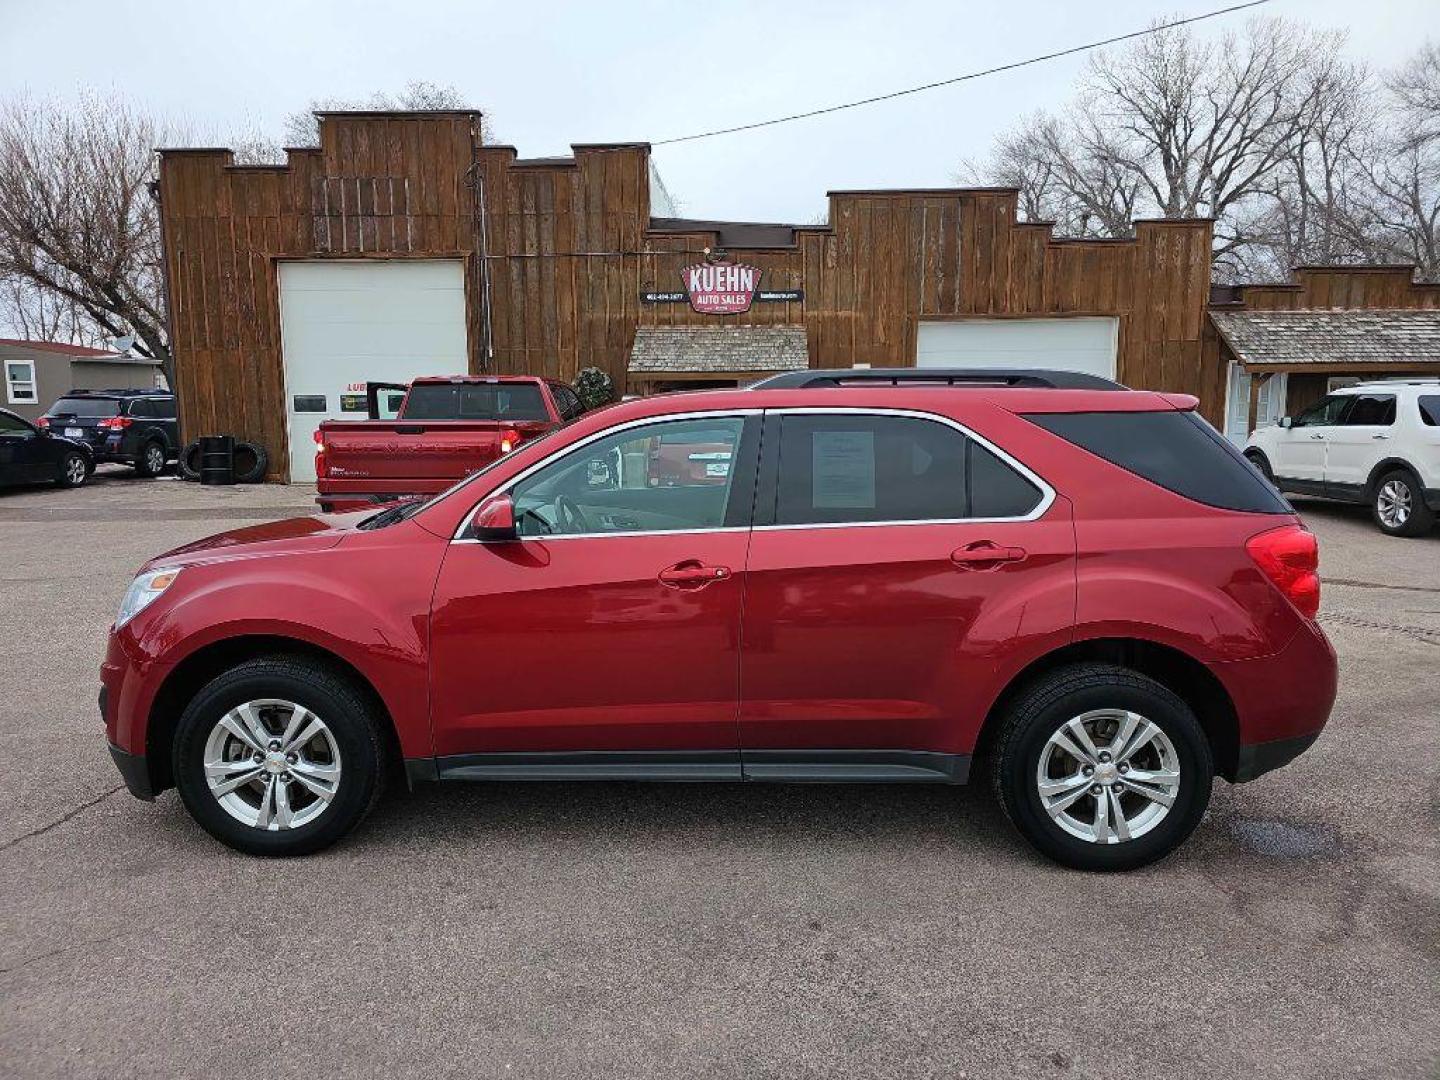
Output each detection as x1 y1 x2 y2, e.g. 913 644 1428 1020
5 361 37 404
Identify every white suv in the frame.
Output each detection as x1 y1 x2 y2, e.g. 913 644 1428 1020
1244 379 1440 536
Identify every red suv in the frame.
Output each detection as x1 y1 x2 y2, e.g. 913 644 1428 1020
102 370 1337 870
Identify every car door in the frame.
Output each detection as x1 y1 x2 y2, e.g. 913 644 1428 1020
737 408 1076 779
1323 393 1396 498
1274 394 1354 486
0 410 46 484
427 411 760 773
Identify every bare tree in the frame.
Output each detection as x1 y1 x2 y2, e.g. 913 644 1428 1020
1349 42 1440 279
0 276 99 343
0 92 173 384
282 80 494 147
967 18 1357 278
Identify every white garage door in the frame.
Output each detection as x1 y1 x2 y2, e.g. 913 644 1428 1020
916 317 1118 380
278 260 468 482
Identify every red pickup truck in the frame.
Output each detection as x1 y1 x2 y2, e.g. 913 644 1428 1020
314 376 585 512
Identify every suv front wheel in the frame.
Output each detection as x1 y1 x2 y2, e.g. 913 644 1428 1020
992 663 1213 871
172 656 387 856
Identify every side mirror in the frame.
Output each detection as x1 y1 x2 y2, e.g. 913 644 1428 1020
469 492 518 543
1279 416 1293 429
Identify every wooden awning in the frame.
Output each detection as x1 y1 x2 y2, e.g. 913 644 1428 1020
629 326 809 380
1211 309 1440 372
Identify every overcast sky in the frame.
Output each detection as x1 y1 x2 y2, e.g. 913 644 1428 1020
1 0 1435 223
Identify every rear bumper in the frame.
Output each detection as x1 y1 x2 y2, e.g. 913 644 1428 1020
1214 619 1338 781
108 742 155 800
1231 732 1320 783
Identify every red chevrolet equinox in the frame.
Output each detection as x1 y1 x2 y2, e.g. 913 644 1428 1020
102 370 1337 870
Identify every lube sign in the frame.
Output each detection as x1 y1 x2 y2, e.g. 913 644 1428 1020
683 262 761 314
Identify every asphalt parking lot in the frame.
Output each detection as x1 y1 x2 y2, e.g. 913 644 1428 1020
2 469 1437 1079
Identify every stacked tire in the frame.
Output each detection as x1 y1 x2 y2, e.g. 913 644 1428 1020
178 439 268 484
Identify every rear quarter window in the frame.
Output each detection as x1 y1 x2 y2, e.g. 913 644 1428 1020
1024 410 1289 514
1420 396 1440 426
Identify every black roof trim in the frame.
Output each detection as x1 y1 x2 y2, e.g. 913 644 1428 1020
62 388 172 397
750 368 1127 391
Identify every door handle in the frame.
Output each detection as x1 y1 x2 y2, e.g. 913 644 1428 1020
1371 433 1390 440
658 560 731 589
1309 434 1325 440
951 541 1027 570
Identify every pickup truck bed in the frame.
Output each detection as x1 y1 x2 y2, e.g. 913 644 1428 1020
315 376 584 512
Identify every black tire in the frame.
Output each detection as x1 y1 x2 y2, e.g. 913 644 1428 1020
178 439 203 481
232 441 268 484
134 439 167 477
990 663 1213 872
1371 468 1435 537
55 451 90 488
1244 449 1274 483
172 656 387 856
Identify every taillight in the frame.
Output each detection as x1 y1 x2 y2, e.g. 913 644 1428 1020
1246 524 1320 619
313 429 327 478
499 428 521 454
98 416 133 431
35 416 48 428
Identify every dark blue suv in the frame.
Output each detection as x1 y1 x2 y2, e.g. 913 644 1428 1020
40 390 179 477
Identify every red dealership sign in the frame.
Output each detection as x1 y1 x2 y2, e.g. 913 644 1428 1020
682 262 761 314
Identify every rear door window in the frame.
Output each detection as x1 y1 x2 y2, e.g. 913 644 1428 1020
1420 396 1440 426
1025 410 1289 513
1341 395 1396 426
771 413 1042 525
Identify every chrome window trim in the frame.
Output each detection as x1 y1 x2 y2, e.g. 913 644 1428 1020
452 409 761 540
451 404 1055 541
758 406 1055 527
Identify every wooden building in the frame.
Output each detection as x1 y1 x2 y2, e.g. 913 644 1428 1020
156 109 1433 481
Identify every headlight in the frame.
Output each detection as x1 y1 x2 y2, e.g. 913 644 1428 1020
116 567 182 627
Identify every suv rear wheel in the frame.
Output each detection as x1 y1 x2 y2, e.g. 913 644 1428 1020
991 663 1213 871
1372 468 1435 537
172 656 386 856
135 439 167 477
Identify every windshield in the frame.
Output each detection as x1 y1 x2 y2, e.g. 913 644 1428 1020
402 383 549 421
49 397 119 417
357 427 566 529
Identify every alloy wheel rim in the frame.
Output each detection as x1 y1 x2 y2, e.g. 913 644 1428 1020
66 457 86 483
202 699 342 831
147 445 164 471
1036 709 1181 845
1377 480 1411 527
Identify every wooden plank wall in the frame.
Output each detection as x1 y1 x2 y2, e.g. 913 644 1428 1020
160 113 1221 476
158 114 481 479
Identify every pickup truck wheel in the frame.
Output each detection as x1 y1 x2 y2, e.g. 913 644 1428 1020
991 663 1213 872
172 657 386 856
1372 469 1435 537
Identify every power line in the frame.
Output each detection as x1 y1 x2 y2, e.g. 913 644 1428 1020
652 0 1274 147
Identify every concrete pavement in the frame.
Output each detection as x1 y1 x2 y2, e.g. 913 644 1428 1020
1 471 1436 1079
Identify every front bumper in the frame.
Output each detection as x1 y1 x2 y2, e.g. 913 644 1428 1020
108 742 155 800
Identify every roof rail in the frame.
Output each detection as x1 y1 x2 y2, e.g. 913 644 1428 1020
750 367 1127 391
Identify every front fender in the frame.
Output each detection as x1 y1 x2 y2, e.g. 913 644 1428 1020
122 529 446 757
